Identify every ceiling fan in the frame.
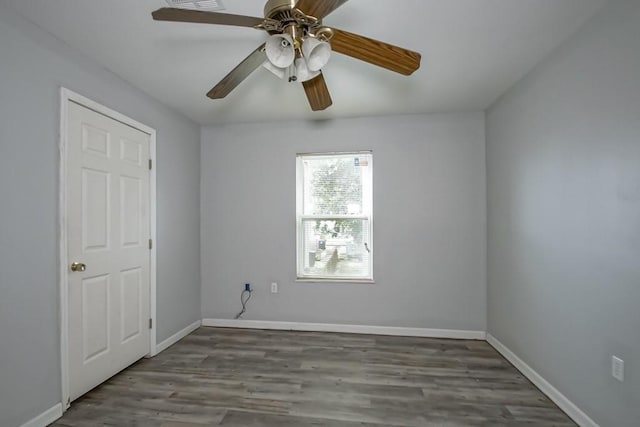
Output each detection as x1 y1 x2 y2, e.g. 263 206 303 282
152 0 422 111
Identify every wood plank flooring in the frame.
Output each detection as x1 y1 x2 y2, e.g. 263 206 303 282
53 327 575 426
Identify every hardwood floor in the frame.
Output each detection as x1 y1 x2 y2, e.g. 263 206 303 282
53 327 575 426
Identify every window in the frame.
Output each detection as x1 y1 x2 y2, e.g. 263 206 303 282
296 152 373 282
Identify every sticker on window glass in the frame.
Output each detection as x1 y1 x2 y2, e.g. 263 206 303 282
354 158 360 166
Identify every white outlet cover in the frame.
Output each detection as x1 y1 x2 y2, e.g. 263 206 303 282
271 282 278 293
612 356 625 382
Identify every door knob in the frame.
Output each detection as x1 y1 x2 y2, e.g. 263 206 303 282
70 262 86 272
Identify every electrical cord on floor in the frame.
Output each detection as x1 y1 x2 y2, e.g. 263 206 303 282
234 289 252 319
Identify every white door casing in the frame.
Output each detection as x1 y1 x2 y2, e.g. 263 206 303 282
63 94 154 403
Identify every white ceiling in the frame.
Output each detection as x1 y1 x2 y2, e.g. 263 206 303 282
5 0 606 125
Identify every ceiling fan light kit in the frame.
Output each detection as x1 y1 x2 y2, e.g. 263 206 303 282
294 57 320 83
265 33 295 68
262 59 287 80
263 30 331 83
302 36 331 72
152 0 422 111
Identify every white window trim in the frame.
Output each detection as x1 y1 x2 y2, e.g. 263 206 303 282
296 151 374 282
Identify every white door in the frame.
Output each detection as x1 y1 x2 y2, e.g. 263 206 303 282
66 101 151 401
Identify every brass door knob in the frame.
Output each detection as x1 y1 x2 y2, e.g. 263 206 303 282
70 262 86 272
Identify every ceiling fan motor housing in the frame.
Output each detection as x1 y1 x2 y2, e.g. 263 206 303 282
264 0 297 19
263 0 323 38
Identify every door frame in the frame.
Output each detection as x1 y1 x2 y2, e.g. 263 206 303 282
58 88 157 410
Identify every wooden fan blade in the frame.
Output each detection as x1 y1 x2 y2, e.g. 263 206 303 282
207 44 267 99
302 73 333 111
329 28 421 76
152 7 265 28
294 0 349 19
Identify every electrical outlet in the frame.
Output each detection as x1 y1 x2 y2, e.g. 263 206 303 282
612 356 624 382
270 282 278 294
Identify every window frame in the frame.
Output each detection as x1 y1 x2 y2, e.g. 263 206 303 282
296 151 374 283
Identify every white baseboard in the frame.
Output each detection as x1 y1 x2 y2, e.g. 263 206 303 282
486 334 598 427
20 403 63 427
202 319 486 340
153 319 201 356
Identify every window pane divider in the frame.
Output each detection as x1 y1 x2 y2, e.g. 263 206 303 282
300 215 370 220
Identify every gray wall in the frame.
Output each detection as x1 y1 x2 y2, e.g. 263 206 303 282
201 113 486 330
0 5 201 427
486 0 640 425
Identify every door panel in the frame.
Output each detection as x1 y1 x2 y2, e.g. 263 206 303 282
82 169 110 251
120 267 142 343
120 176 142 247
67 101 150 402
81 274 110 362
81 123 110 158
120 138 142 166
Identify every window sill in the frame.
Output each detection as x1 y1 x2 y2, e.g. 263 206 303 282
296 278 375 284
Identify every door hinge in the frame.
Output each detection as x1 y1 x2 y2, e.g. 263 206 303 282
149 238 153 250
149 318 153 329
148 159 152 170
